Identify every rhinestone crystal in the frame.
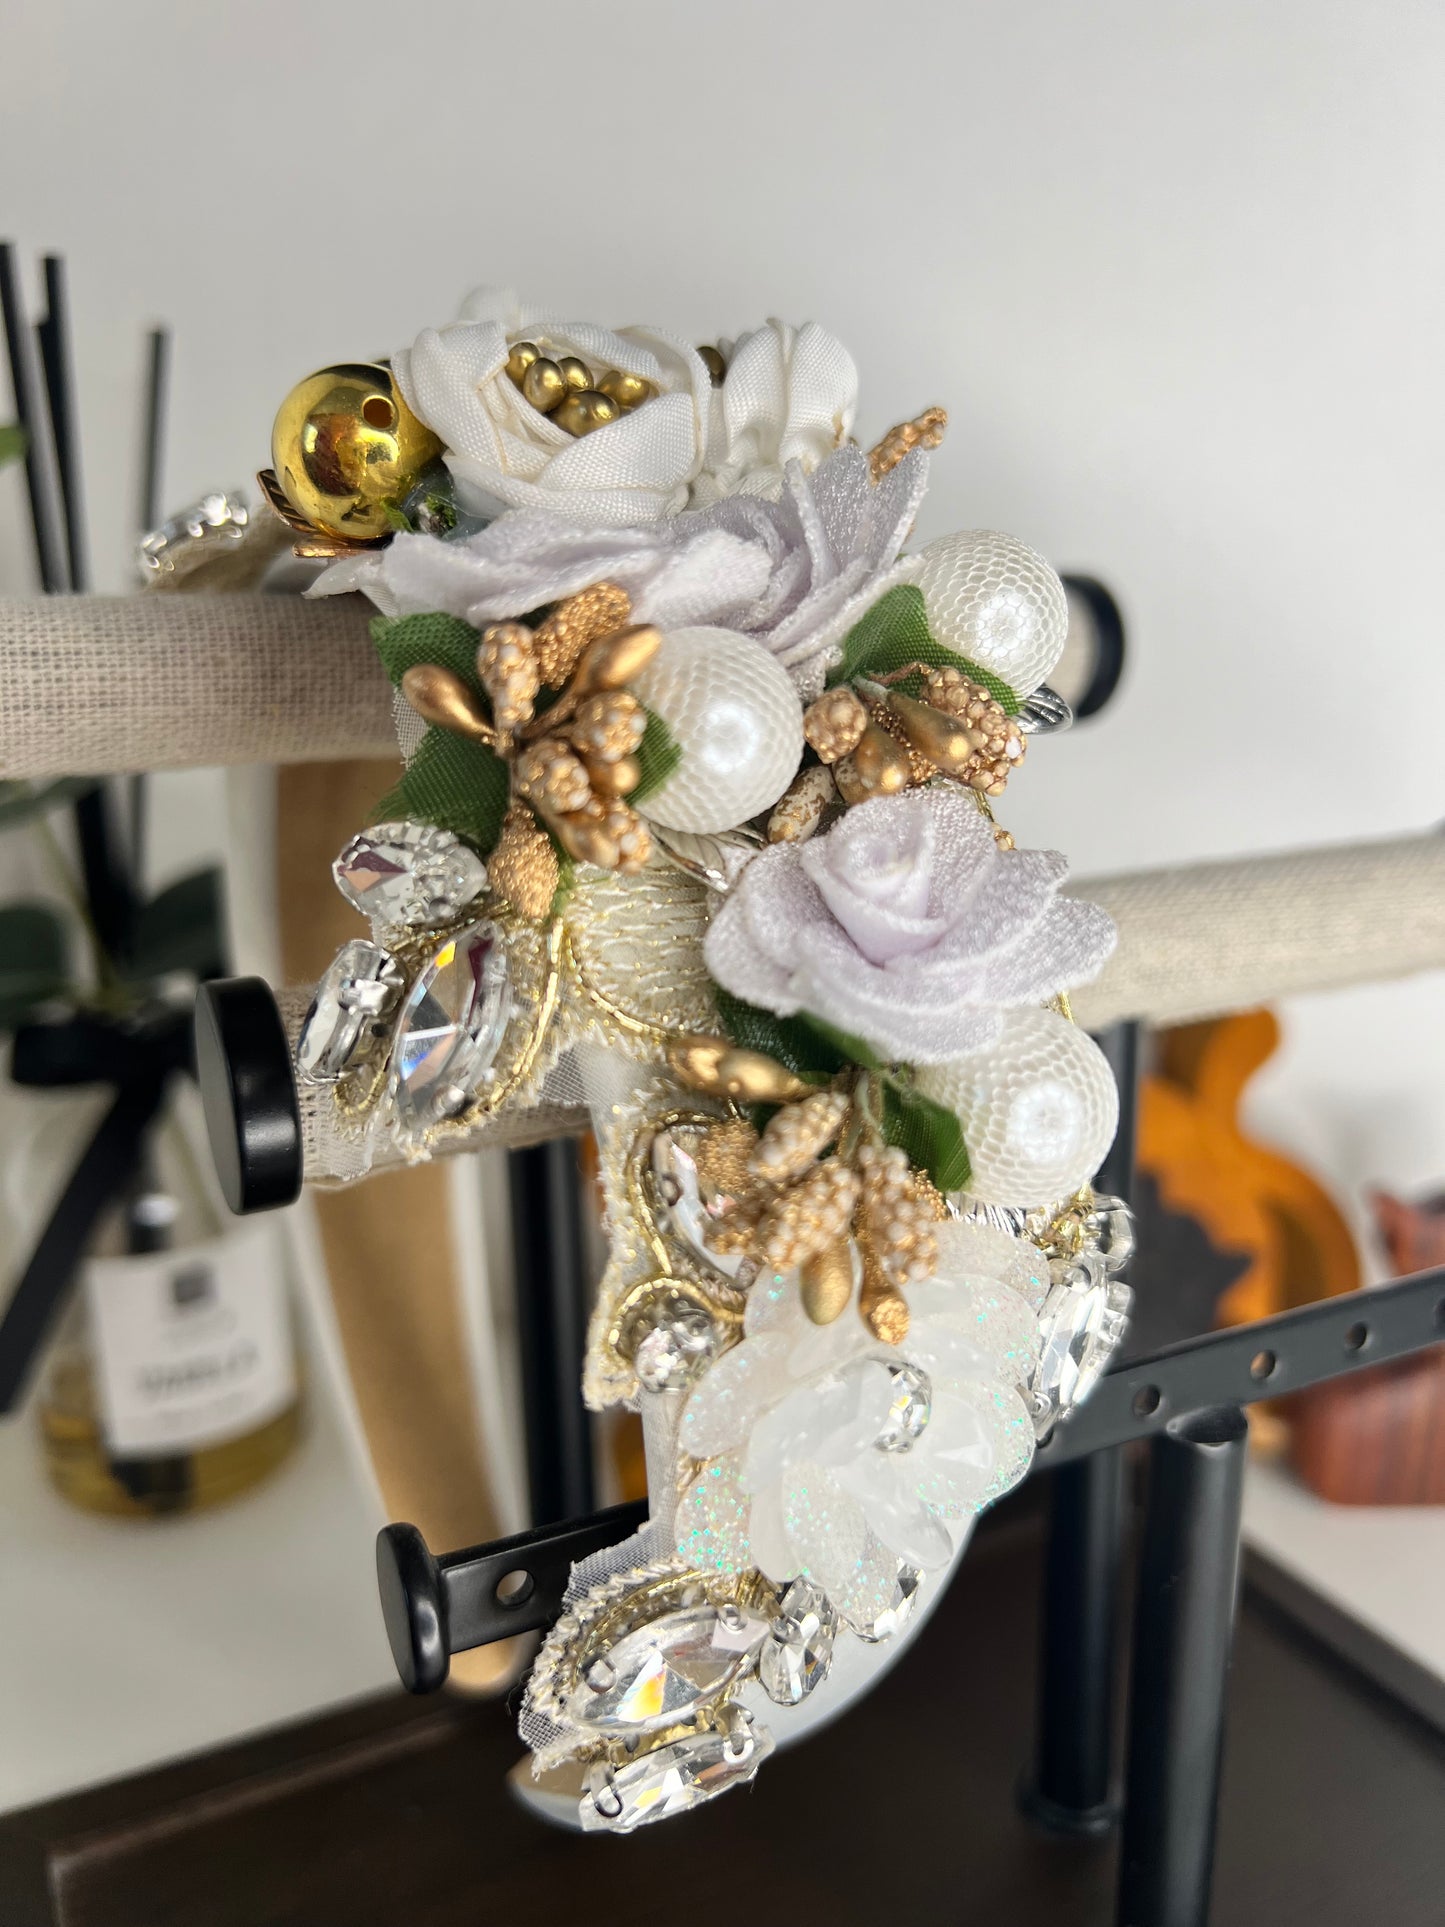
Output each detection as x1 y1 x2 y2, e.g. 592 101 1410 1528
581 1706 773 1833
758 1576 837 1706
1086 1193 1136 1274
627 1292 720 1393
333 822 488 930
388 920 511 1137
850 1562 923 1643
649 1127 752 1281
566 1600 769 1736
1031 1250 1133 1430
874 1362 934 1453
296 940 404 1082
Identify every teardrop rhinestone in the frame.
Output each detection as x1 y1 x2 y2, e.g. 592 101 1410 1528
580 1707 773 1832
388 920 511 1137
333 822 488 930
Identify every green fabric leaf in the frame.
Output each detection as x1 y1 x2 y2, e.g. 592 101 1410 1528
628 708 682 804
712 988 845 1078
796 1013 885 1072
828 583 1020 714
128 868 226 981
0 902 70 1028
0 423 27 470
376 727 511 855
880 1079 972 1193
371 612 483 691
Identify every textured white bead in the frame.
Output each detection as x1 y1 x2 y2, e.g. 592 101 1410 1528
916 1008 1118 1207
906 531 1068 698
632 626 804 833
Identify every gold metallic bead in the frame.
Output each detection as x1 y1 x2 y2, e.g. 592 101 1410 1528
552 389 622 437
583 751 642 797
597 368 655 412
557 356 594 393
270 363 442 542
666 1037 814 1105
833 721 915 803
506 340 541 385
859 1242 910 1345
884 691 984 774
400 663 496 743
697 345 726 385
522 358 568 413
572 624 662 695
552 808 621 869
801 1239 854 1325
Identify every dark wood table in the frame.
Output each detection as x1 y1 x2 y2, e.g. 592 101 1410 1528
3 1498 1442 1927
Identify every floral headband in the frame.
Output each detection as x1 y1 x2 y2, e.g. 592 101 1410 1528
278 290 1132 1831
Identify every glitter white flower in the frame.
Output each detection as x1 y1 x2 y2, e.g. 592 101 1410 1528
673 1221 1042 1630
703 787 1117 1066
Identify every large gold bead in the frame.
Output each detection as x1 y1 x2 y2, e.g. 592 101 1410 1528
506 340 541 385
522 358 568 413
553 389 622 437
597 368 655 412
557 355 594 393
271 363 442 542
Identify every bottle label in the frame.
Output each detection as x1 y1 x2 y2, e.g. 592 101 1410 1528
85 1226 297 1455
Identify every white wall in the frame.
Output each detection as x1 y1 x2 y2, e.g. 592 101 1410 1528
2 1 1442 1192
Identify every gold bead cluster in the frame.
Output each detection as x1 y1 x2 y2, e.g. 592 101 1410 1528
399 580 659 918
800 660 1026 806
505 339 656 438
661 1060 949 1345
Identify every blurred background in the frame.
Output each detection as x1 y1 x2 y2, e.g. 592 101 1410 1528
0 0 1442 1915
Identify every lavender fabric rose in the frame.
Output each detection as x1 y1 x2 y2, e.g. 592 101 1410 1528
703 788 1116 1065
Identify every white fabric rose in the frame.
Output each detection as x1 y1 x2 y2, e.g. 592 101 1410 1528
690 319 859 508
673 1222 1039 1630
392 287 714 528
704 788 1116 1065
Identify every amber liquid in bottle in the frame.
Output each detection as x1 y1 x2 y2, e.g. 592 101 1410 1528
39 1191 300 1519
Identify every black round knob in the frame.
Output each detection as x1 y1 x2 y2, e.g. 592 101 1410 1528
376 1524 450 1693
193 977 302 1215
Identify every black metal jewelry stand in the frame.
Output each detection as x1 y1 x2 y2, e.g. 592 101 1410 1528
192 984 1445 1921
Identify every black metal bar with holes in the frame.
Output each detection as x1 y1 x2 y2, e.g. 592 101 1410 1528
1037 1261 1445 1467
378 1262 1445 1685
1024 1020 1138 1834
376 1499 648 1692
1116 1407 1249 1927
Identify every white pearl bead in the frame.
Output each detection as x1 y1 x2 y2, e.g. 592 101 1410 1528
631 626 804 834
916 1008 1118 1207
907 531 1068 699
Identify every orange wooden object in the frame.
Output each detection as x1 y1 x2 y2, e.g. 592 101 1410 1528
1136 1010 1360 1329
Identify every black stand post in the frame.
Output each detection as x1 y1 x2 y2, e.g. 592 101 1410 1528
1117 1406 1248 1927
508 1139 596 1527
1023 1020 1139 1832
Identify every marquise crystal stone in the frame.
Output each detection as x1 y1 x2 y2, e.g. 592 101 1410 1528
1031 1250 1132 1430
581 1707 774 1833
333 822 487 930
388 920 511 1137
566 1600 769 1736
296 940 404 1082
648 1127 751 1282
758 1576 836 1706
849 1562 923 1643
1086 1193 1136 1274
